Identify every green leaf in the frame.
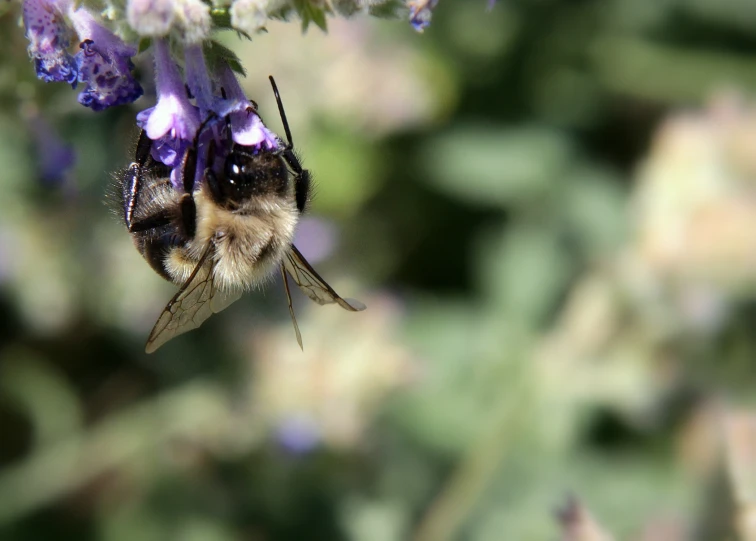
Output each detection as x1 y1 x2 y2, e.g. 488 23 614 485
210 7 233 29
309 5 328 31
559 165 628 257
291 0 330 32
203 40 246 76
420 125 574 208
210 7 253 39
475 224 571 326
332 0 361 17
137 37 152 54
368 0 407 19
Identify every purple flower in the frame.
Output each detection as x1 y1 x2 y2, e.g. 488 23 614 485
28 115 76 185
408 0 438 32
275 415 321 455
215 65 279 149
22 0 78 85
184 44 215 116
136 38 199 175
69 8 143 111
293 217 338 265
181 44 222 191
185 46 278 150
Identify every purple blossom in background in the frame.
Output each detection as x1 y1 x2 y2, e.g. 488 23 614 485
408 0 438 32
22 0 78 85
70 9 143 111
29 115 76 185
275 415 321 455
293 217 338 265
136 38 199 182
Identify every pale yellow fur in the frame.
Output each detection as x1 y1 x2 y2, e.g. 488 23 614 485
164 184 299 292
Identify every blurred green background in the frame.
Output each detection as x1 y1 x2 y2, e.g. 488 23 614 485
3 0 756 539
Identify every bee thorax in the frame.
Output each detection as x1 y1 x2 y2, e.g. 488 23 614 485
190 190 299 291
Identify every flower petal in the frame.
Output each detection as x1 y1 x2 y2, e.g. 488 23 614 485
408 0 438 32
22 0 78 85
230 110 279 148
69 8 143 111
75 38 144 111
138 39 200 168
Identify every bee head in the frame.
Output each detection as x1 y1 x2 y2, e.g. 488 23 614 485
209 148 289 207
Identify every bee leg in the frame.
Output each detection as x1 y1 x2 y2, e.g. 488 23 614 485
179 193 197 239
178 143 198 194
123 130 157 231
168 147 199 239
134 128 153 166
178 114 218 194
122 166 141 230
174 121 220 239
205 169 223 208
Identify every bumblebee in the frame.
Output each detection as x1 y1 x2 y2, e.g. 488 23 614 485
117 76 364 353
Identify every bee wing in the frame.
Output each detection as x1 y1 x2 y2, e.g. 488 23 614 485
280 264 303 350
283 245 366 311
145 244 242 353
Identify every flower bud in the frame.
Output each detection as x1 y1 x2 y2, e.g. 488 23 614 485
127 0 176 37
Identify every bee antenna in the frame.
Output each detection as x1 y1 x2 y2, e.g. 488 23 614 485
269 75 293 148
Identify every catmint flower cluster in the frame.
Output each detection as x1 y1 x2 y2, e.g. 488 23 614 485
22 0 143 110
20 0 465 116
136 39 279 191
407 0 438 32
20 0 417 113
18 0 479 187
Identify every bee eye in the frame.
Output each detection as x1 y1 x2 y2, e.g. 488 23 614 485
225 159 245 183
